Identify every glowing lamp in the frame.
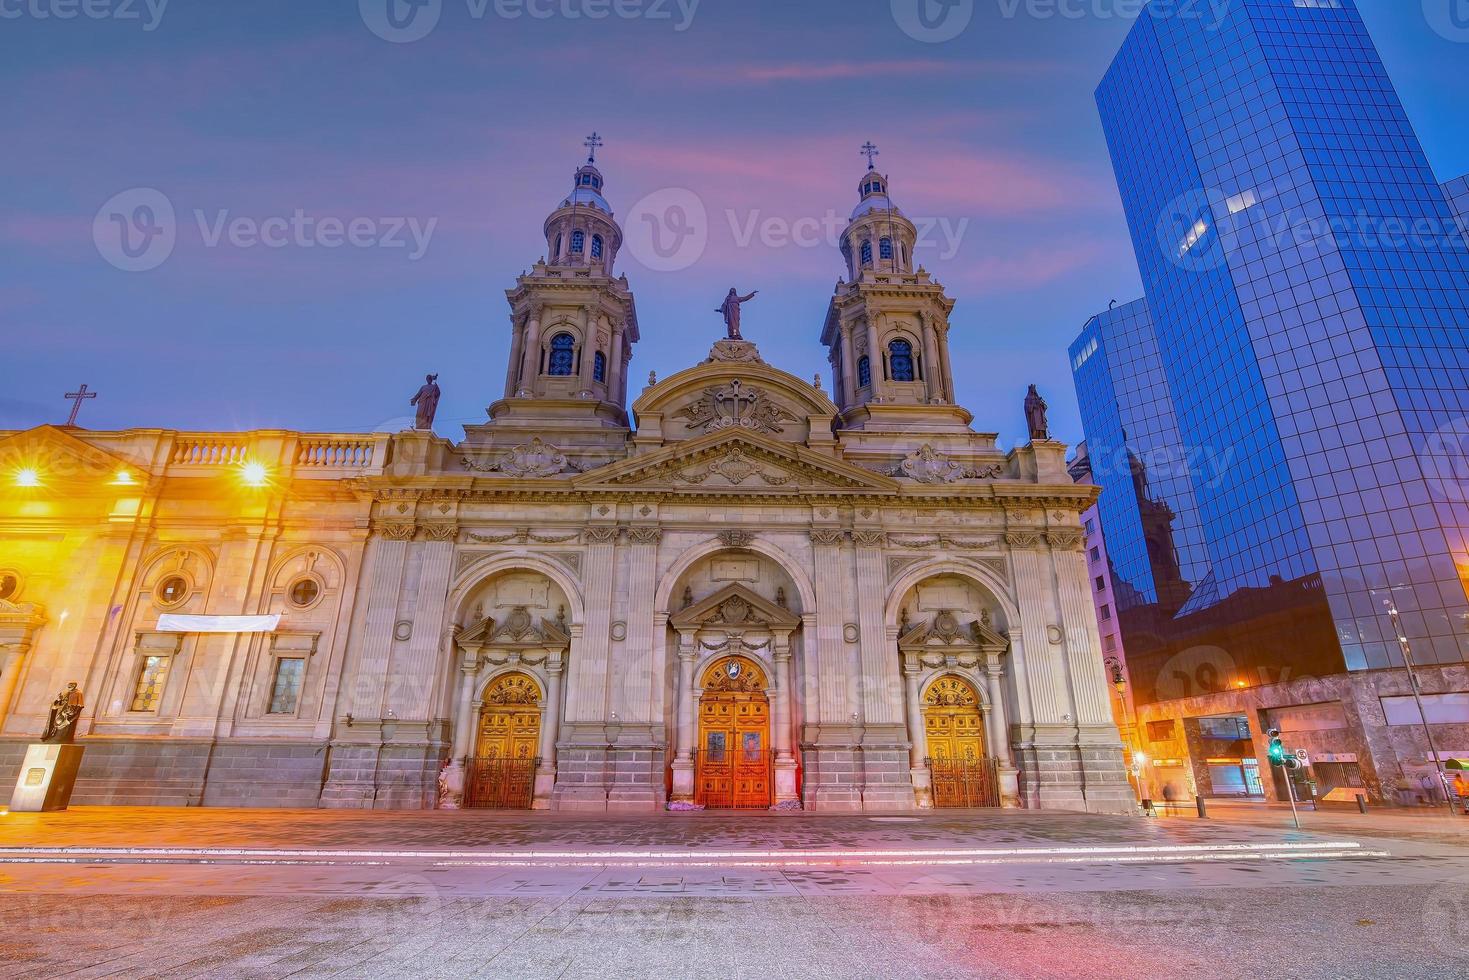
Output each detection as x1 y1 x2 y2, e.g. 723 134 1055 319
241 462 269 487
15 468 40 488
112 469 136 486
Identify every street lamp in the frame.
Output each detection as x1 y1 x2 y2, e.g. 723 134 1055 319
1106 656 1146 807
1384 601 1454 811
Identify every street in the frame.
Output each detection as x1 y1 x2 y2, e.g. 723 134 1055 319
1 807 1466 978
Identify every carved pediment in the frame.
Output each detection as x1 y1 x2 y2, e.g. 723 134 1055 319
897 609 1007 653
669 583 801 632
573 430 899 494
0 599 46 652
458 606 570 649
0 426 141 490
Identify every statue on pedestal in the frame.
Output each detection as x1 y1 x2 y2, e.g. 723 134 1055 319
716 288 758 340
42 683 83 744
1024 384 1050 442
410 374 441 431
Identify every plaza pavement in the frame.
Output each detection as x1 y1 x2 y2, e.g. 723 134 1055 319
1 806 1467 978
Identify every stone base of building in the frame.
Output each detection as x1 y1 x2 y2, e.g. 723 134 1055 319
1014 725 1135 815
800 728 864 811
859 726 916 809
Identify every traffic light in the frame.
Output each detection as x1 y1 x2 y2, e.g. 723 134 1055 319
1267 729 1287 767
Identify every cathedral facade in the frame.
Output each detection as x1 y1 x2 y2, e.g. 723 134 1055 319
0 154 1132 813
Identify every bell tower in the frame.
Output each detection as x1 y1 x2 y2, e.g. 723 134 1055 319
820 144 967 433
494 134 640 430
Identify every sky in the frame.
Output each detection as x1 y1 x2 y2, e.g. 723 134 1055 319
2 0 1467 448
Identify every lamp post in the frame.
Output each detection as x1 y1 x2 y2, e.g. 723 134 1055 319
1384 602 1453 812
1106 656 1145 807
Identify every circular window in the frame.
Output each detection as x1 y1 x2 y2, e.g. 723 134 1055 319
155 575 190 607
287 577 322 608
0 572 19 602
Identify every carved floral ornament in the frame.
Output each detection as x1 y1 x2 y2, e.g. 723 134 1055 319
482 673 542 706
675 380 798 435
462 438 581 478
701 656 768 693
870 444 1007 484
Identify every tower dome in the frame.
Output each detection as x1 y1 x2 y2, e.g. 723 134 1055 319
542 133 622 275
839 143 918 280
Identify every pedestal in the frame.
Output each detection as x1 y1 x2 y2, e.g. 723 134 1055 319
670 758 695 802
9 744 84 812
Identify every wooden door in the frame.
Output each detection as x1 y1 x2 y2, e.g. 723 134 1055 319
696 657 771 809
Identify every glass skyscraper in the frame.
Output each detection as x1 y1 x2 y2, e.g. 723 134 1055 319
1079 0 1469 801
1448 176 1469 243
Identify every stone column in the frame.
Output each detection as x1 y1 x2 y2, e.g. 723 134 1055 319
772 631 798 804
608 320 625 405
841 324 858 405
504 316 525 399
984 662 1021 808
903 663 932 807
578 305 597 391
437 661 478 810
391 524 457 721
670 630 698 802
518 308 543 394
608 525 662 811
865 314 883 395
806 529 860 810
553 524 617 810
323 522 412 809
919 311 943 402
534 653 566 807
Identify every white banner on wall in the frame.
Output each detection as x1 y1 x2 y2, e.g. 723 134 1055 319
156 614 281 634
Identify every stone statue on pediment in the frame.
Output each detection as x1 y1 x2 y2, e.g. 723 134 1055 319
410 374 441 431
717 288 758 340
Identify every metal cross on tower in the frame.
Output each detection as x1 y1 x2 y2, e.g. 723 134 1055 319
860 142 880 170
584 132 604 163
64 383 97 427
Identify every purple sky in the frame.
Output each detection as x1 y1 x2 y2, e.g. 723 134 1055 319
3 0 1466 447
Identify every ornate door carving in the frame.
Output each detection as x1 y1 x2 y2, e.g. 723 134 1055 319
924 675 998 807
468 673 541 809
696 656 771 809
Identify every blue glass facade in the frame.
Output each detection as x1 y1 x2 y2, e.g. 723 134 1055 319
1087 0 1469 702
1448 177 1469 245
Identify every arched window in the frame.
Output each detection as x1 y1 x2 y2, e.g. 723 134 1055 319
591 234 604 259
889 339 915 382
593 350 607 383
880 237 893 261
554 234 563 258
857 355 871 389
547 333 576 376
571 230 585 254
860 240 873 266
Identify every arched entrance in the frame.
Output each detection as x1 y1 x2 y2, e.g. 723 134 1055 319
467 672 542 809
923 675 999 808
696 655 771 809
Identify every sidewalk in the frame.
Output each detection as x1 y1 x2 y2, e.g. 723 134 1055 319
1143 797 1469 849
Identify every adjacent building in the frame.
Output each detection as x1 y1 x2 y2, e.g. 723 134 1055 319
1077 0 1469 804
0 152 1132 813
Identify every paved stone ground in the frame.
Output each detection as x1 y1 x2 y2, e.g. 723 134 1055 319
1 807 1467 978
